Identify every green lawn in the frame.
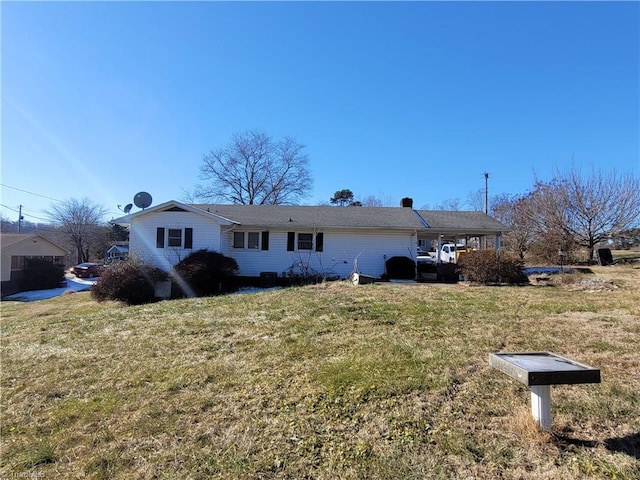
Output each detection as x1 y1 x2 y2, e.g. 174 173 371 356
1 265 639 479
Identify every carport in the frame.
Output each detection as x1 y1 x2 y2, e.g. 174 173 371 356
413 210 507 263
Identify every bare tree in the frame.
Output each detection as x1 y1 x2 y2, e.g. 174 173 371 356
491 193 537 259
1 214 18 233
435 198 462 211
525 166 640 261
46 198 108 264
360 195 384 207
466 189 486 212
195 131 313 205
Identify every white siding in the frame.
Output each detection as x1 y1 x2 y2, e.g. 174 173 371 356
131 210 417 279
130 211 225 271
223 228 416 279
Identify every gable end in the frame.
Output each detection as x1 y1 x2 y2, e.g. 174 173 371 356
163 206 188 212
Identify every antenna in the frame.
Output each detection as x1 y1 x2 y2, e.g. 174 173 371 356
134 192 152 209
123 203 133 214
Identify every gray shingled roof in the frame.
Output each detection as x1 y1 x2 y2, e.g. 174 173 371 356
188 204 507 234
116 201 506 235
191 204 423 230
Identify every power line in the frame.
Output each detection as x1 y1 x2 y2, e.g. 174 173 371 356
1 202 49 217
0 204 19 214
0 204 50 222
21 211 51 222
0 183 63 202
1 183 122 220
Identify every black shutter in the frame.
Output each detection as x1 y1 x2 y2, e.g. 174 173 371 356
287 232 295 251
185 228 193 249
261 231 269 250
156 227 165 248
315 232 324 252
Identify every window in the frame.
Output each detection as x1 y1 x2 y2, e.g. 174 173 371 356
287 232 323 251
248 232 259 249
11 256 22 270
234 231 266 249
298 233 313 250
156 228 165 248
10 256 62 270
168 229 182 247
233 232 245 248
157 227 193 248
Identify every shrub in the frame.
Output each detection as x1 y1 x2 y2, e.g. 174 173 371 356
172 250 239 298
20 258 65 291
91 260 168 305
384 256 416 280
437 263 459 283
525 231 577 265
457 250 528 285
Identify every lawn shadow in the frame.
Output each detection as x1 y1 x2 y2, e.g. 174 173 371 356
555 432 640 460
604 432 640 460
554 435 597 450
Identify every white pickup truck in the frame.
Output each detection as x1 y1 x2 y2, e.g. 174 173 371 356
439 243 468 263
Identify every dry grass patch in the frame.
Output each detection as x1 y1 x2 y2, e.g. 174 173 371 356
1 264 639 479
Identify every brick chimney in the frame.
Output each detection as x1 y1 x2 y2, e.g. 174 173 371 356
400 197 413 208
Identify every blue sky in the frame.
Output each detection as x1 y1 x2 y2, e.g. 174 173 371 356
2 1 638 223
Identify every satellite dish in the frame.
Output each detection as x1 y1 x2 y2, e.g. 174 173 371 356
134 192 152 209
123 203 133 214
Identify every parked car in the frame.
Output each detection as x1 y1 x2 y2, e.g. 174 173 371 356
417 252 435 264
71 262 103 278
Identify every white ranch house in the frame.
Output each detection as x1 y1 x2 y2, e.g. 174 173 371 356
116 200 506 281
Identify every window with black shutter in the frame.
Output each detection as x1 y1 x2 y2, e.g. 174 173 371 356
185 228 193 249
156 227 165 248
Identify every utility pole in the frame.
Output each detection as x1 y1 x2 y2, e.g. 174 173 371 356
18 205 23 233
483 173 489 250
484 172 489 214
